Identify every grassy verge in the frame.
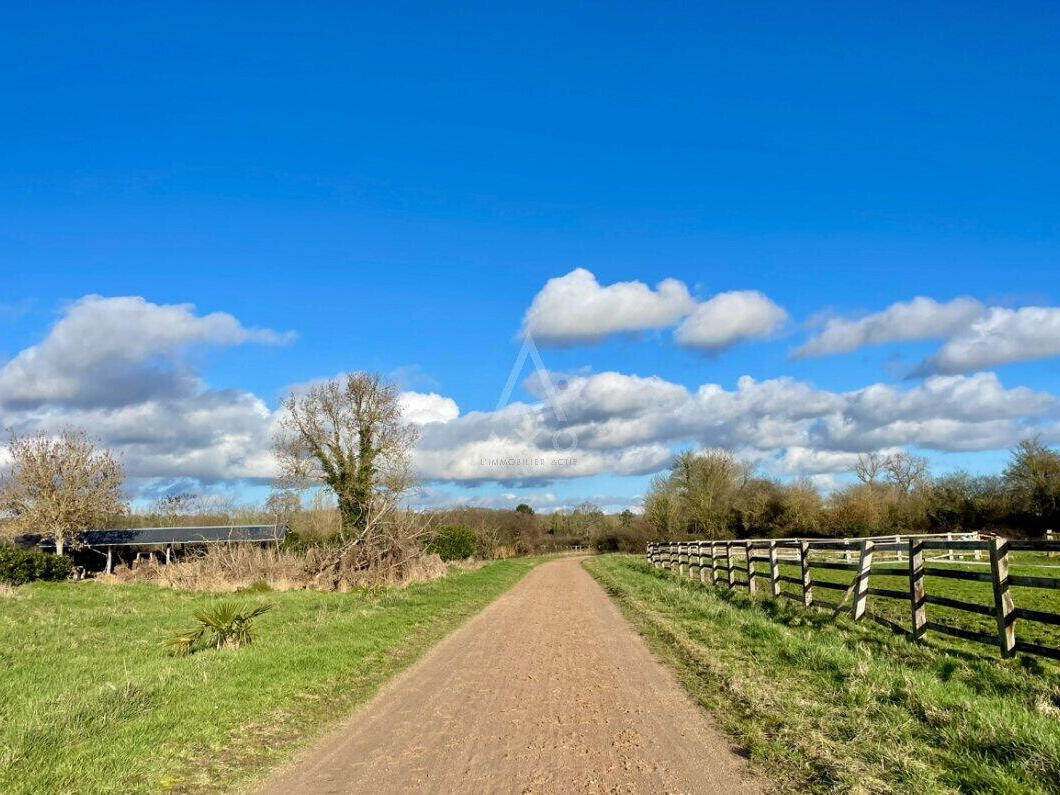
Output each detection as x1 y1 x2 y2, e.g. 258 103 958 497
585 555 1060 794
0 558 539 794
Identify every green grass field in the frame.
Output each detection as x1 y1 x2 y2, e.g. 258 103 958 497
586 555 1060 794
0 558 539 794
671 547 1060 655
777 551 1060 653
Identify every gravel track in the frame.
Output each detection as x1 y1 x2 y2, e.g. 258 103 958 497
258 557 762 794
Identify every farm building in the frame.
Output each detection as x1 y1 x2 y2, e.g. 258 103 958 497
16 524 289 573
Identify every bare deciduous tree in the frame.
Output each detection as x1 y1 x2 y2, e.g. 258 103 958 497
1004 437 1060 523
151 492 237 520
274 372 418 540
643 450 750 539
265 489 302 523
856 451 928 493
673 450 750 539
643 473 680 535
884 451 929 494
0 429 126 555
854 452 885 485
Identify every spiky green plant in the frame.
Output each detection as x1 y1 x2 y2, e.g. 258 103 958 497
166 601 272 656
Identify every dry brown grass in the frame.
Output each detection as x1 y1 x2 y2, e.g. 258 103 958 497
489 545 520 559
0 582 20 598
105 543 451 592
445 558 487 573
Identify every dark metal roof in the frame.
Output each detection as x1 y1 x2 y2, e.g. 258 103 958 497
80 524 288 547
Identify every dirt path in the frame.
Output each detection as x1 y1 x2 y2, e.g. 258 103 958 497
258 557 762 794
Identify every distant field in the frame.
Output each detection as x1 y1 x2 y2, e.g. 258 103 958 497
586 555 1060 793
0 558 540 794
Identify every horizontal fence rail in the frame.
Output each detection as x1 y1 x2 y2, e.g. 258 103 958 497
646 532 1060 663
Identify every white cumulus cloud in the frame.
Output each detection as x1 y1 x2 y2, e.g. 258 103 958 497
673 290 788 352
0 295 294 409
0 296 293 489
521 268 695 345
398 391 460 425
794 296 984 358
794 296 1060 375
408 369 1058 484
521 268 787 353
918 306 1060 374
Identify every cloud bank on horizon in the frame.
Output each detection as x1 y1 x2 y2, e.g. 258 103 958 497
2 274 1060 507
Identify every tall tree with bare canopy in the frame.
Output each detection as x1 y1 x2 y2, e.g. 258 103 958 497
0 429 126 555
274 372 418 541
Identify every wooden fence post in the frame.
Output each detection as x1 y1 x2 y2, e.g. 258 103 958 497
908 538 926 640
852 540 874 620
726 542 735 588
745 540 756 595
946 531 954 562
768 540 781 597
989 536 1016 658
689 542 700 580
701 542 712 584
710 542 719 585
799 540 813 607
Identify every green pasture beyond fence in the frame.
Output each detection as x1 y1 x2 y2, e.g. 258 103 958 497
647 532 1060 662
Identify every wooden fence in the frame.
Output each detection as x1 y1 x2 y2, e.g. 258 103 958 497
646 532 1060 662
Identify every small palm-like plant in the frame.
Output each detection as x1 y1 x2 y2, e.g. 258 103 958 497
166 601 272 656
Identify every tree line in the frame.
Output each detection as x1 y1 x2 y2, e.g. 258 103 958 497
644 440 1060 540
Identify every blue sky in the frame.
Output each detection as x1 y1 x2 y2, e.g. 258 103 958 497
1 2 1059 511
